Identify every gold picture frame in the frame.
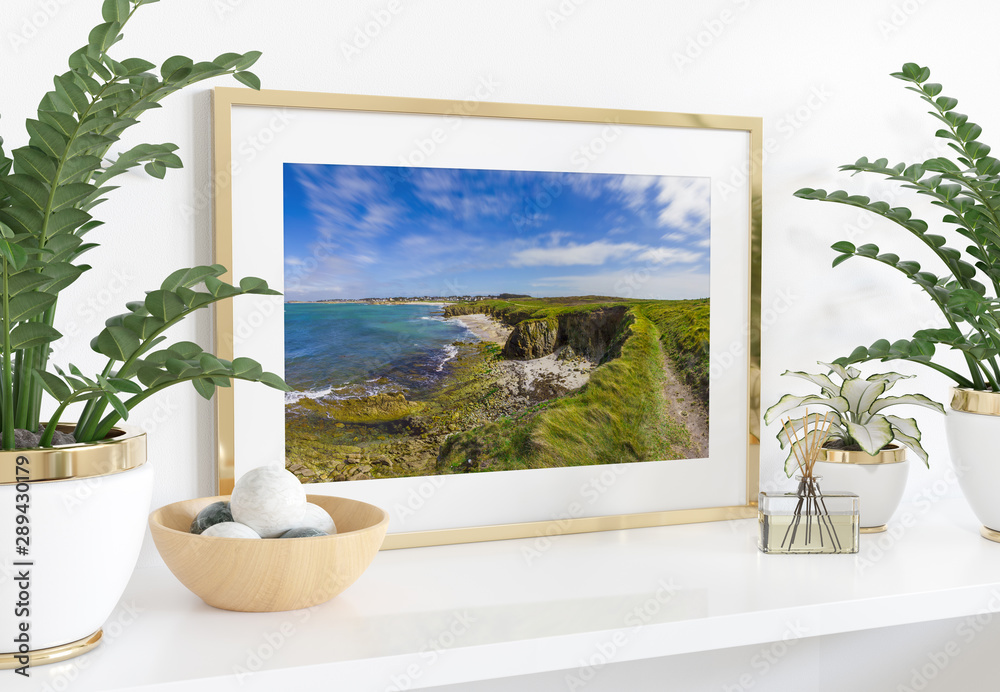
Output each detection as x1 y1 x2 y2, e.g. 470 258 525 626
212 87 762 550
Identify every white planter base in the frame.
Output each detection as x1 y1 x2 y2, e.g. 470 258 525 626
946 407 1000 535
812 458 909 530
0 462 153 665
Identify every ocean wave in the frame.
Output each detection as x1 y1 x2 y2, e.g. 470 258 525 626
436 344 459 372
420 315 446 322
285 379 399 404
285 387 333 404
443 317 478 339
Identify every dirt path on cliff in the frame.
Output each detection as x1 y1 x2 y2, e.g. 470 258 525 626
660 348 709 459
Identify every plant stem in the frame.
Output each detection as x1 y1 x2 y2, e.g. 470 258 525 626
2 260 14 450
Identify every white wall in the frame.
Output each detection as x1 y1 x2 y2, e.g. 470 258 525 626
1 0 990 562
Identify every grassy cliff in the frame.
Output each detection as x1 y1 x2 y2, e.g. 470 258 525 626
437 296 709 471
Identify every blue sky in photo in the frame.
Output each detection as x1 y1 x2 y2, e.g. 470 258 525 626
283 164 710 301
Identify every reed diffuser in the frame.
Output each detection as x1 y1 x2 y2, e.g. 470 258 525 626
758 412 860 554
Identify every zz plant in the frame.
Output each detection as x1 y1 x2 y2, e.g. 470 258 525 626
0 0 287 450
796 63 1000 392
764 363 944 476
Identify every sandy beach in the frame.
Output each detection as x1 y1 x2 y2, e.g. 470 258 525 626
450 313 512 344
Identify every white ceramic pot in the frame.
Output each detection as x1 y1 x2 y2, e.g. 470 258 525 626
0 428 150 668
813 445 909 532
946 389 1000 539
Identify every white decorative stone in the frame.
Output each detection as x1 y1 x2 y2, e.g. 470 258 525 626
202 522 261 539
291 502 337 535
231 465 307 537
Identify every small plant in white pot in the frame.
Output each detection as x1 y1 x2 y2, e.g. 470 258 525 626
0 1 284 670
765 362 944 532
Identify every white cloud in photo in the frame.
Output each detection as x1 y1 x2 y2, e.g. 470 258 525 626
511 240 645 267
654 177 710 235
530 271 709 300
636 247 704 265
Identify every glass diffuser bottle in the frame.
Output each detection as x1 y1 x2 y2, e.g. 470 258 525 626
758 412 859 554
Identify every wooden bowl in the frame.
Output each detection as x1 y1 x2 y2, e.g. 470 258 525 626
149 494 388 612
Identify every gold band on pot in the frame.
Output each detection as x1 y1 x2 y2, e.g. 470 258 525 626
0 630 102 669
0 427 146 485
819 445 907 465
951 388 1000 416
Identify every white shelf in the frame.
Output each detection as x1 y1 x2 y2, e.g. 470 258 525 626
15 498 1000 691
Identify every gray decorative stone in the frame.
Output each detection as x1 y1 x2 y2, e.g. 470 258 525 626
190 501 234 534
278 527 327 538
201 522 261 539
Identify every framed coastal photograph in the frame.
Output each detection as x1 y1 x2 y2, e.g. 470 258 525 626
213 88 761 548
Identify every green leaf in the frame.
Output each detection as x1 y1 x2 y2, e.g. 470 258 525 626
160 265 226 291
120 58 156 75
845 416 894 455
102 0 130 22
107 377 143 394
198 354 226 374
106 391 129 420
54 75 91 115
161 55 194 81
12 147 57 183
34 370 72 401
8 273 52 297
145 290 186 321
0 240 29 272
192 377 215 400
10 323 61 350
2 175 50 211
96 326 141 361
8 292 57 322
231 357 263 379
831 241 856 254
869 394 945 415
234 71 261 90
89 22 122 55
26 120 68 158
52 183 97 212
259 371 291 391
144 161 166 179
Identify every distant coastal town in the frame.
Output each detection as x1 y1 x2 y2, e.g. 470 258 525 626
286 293 531 305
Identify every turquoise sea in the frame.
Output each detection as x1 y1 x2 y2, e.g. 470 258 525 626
284 303 474 404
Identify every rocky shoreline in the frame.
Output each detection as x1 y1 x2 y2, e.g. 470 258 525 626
285 314 596 481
